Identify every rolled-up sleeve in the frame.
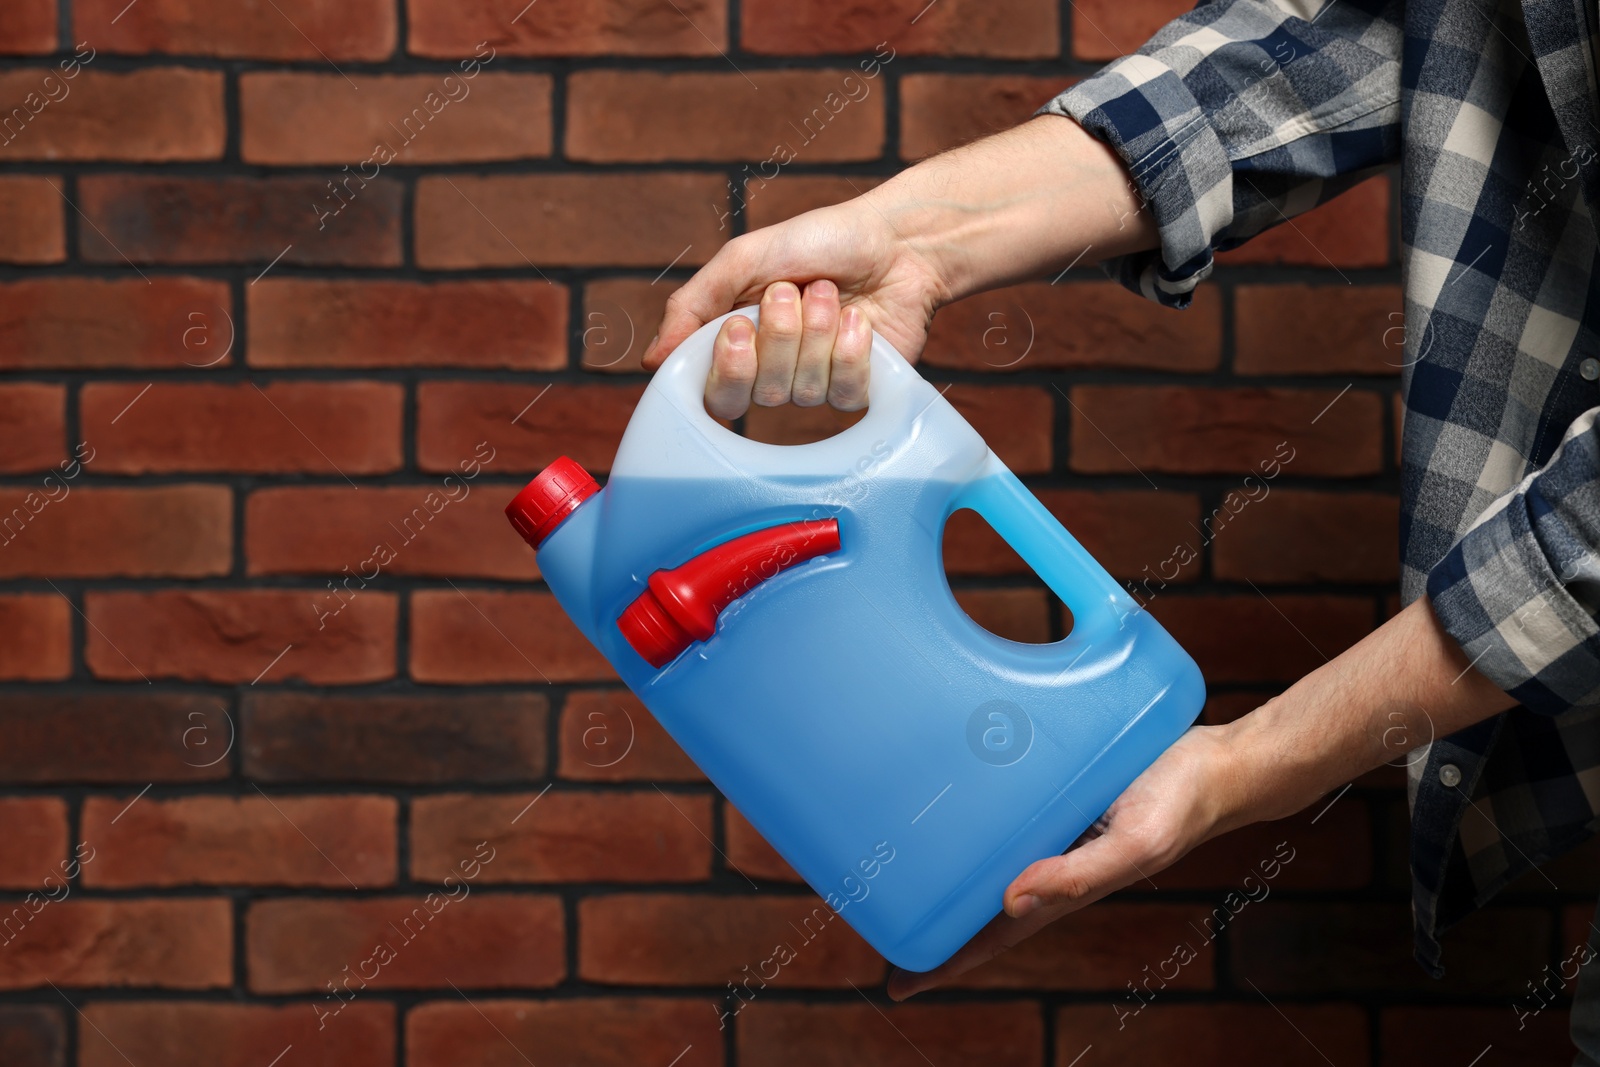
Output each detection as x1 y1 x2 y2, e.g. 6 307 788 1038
1039 0 1404 306
1428 408 1600 716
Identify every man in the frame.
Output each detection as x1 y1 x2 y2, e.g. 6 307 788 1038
644 0 1600 1053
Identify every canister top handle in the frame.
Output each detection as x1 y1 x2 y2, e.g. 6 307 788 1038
648 308 934 468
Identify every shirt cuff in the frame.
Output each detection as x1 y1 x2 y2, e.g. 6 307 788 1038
1426 482 1600 716
1038 54 1236 309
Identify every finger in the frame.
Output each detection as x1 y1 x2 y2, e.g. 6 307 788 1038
888 834 1146 1002
1006 833 1150 916
791 280 840 407
827 304 871 411
751 282 802 407
705 314 758 420
644 239 756 370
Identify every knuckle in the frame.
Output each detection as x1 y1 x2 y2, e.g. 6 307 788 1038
1141 828 1183 868
1047 872 1092 904
751 382 791 407
662 288 692 316
763 311 801 342
791 383 826 407
828 386 867 412
803 300 839 331
713 350 756 387
833 343 869 369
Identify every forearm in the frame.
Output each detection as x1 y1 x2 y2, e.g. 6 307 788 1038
1215 597 1517 832
861 114 1159 304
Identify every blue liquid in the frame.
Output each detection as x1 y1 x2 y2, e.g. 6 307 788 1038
538 472 1204 973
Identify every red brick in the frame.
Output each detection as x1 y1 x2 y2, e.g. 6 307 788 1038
569 70 884 163
1069 386 1383 476
0 486 231 579
0 383 62 472
246 484 537 580
578 894 884 986
416 381 643 475
85 590 397 684
0 596 68 681
1231 903 1548 995
1235 284 1404 375
946 386 1053 473
744 175 885 230
411 791 713 883
0 1006 63 1067
243 692 547 784
1212 490 1400 584
558 690 704 782
78 176 402 266
408 999 720 1067
743 0 1057 57
944 515 1024 581
725 806 801 883
923 283 1222 372
944 490 1202 583
249 279 567 369
0 69 222 161
0 899 230 989
0 177 63 262
82 381 402 475
741 1001 1044 1067
415 173 725 269
948 903 1215 991
81 1002 393 1067
409 589 613 683
1379 1006 1573 1067
1057 1003 1369 1066
1161 799 1369 889
83 795 396 888
952 587 1052 643
742 403 866 445
1149 595 1373 683
901 74 1075 159
0 692 232 783
0 277 232 368
247 895 564 992
0 1 53 53
1070 0 1193 60
242 72 550 164
408 0 726 57
0 798 65 889
581 278 670 374
81 0 394 59
1219 176 1391 268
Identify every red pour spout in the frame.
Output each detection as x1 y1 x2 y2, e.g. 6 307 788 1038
618 519 841 668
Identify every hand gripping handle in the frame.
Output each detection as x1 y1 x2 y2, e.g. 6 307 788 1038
647 308 938 469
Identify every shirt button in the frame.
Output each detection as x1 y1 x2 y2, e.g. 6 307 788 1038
1581 358 1600 381
1439 763 1462 788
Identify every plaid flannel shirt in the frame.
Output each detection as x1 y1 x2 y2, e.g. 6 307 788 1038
1042 0 1600 975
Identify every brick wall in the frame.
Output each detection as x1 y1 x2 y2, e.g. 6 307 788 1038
0 1 1583 1065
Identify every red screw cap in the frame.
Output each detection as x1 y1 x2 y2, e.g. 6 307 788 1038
505 456 600 549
